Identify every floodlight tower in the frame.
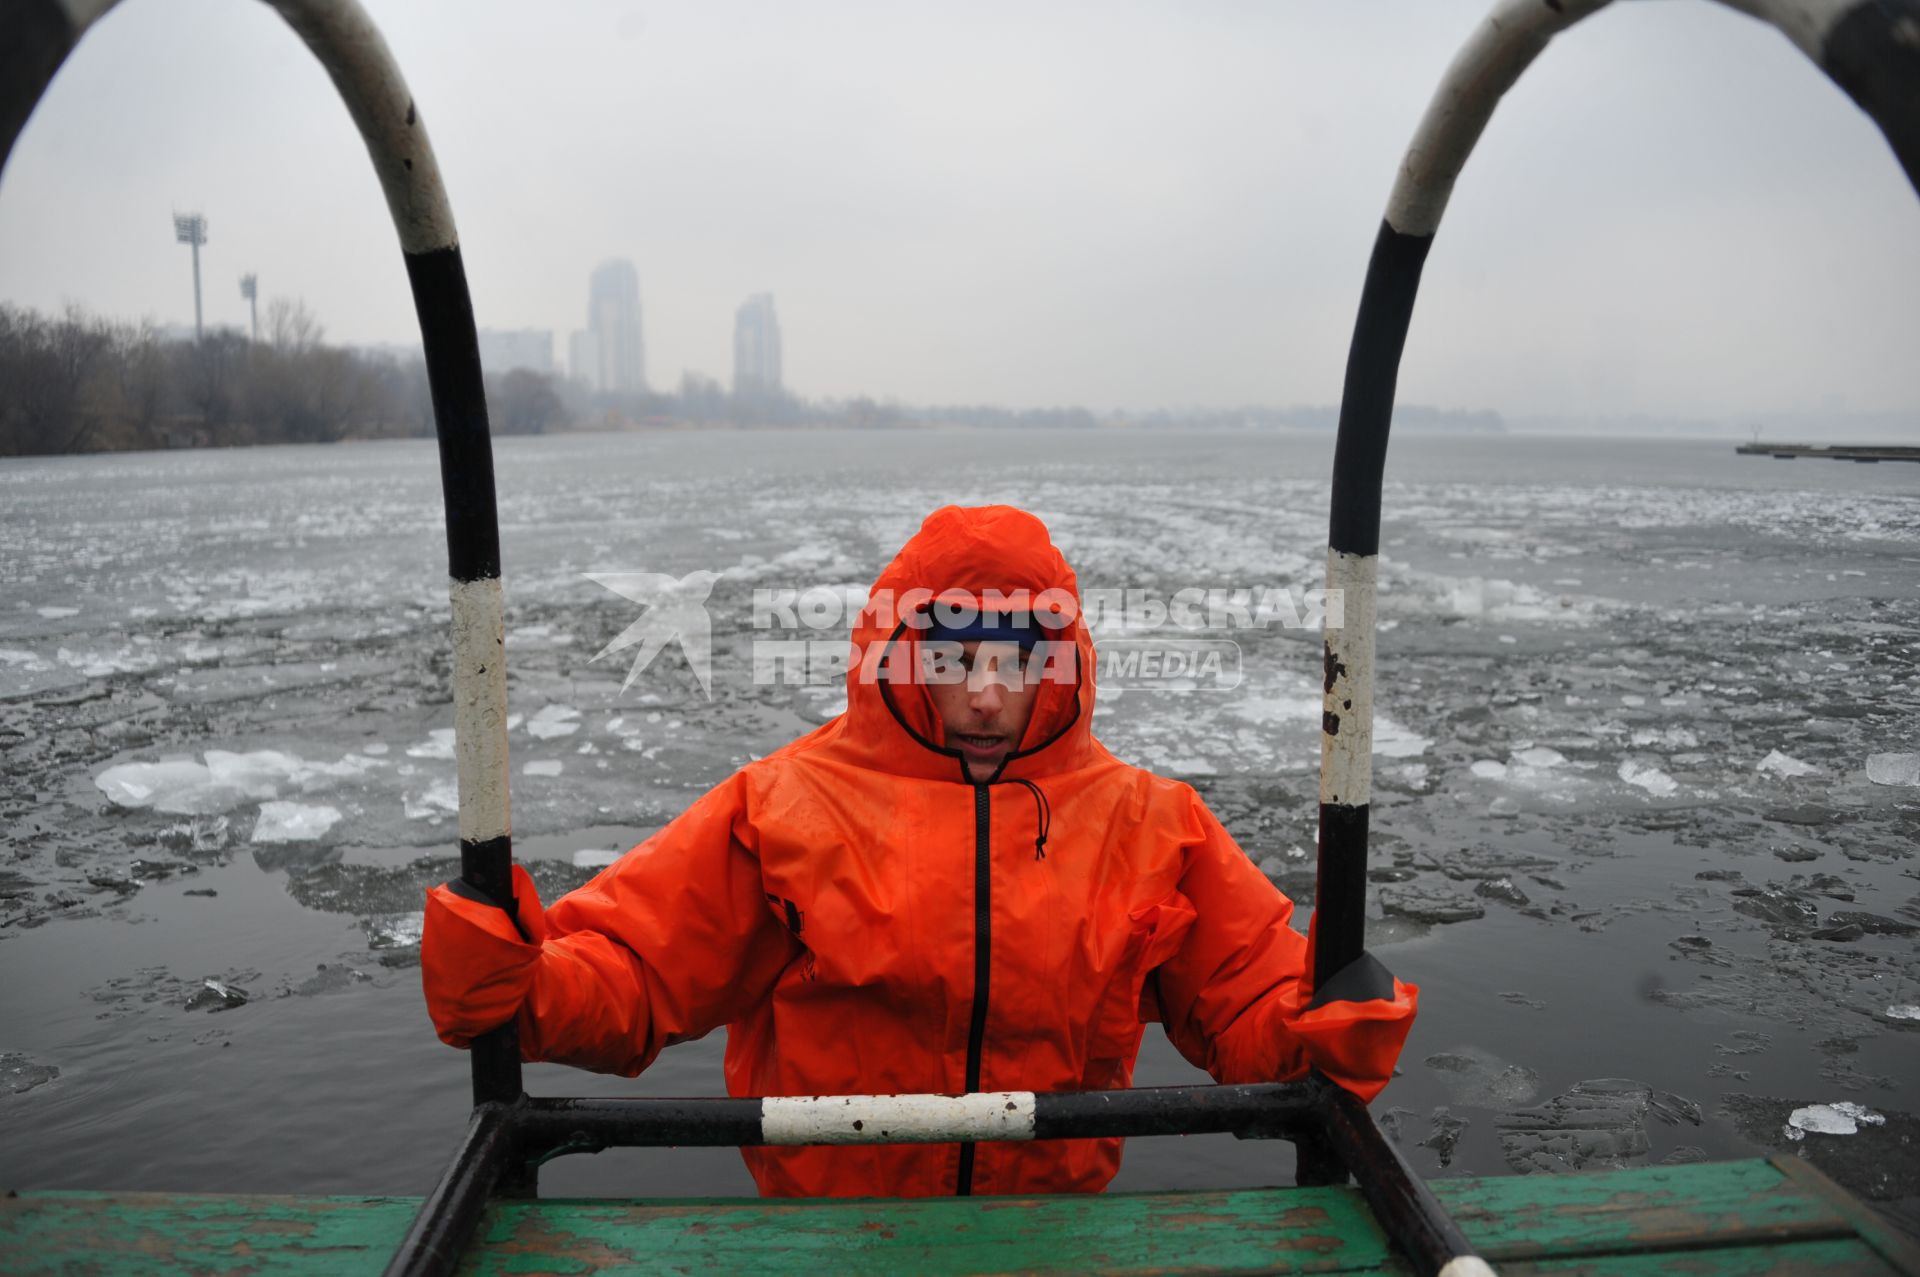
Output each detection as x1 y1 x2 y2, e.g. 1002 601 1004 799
172 212 207 340
240 272 258 343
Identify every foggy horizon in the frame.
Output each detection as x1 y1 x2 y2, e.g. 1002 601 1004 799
3 0 1917 427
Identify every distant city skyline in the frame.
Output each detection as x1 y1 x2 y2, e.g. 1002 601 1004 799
1 2 1916 427
478 328 553 377
733 293 783 399
570 259 646 394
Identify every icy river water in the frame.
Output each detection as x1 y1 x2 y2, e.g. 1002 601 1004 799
2 428 1916 1221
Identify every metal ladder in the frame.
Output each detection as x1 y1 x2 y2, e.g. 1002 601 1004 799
6 2 1911 1274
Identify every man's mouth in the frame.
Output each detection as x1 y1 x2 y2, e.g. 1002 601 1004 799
954 732 1007 758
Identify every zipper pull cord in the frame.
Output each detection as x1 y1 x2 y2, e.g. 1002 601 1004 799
1010 777 1051 860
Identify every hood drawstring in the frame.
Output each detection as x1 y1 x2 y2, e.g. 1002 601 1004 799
1009 777 1051 861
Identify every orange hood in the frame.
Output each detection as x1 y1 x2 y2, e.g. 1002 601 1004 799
823 504 1101 784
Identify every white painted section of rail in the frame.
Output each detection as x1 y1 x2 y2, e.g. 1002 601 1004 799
1438 1258 1500 1277
1321 550 1376 809
762 1092 1038 1145
1385 0 1612 239
449 576 511 845
263 0 459 255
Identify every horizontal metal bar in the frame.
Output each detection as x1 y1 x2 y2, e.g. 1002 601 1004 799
512 1082 1318 1160
1033 1082 1317 1141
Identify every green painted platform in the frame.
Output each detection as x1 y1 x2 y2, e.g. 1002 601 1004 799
3 1157 1914 1275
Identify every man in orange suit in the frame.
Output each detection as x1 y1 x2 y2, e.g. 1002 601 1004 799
422 503 1417 1197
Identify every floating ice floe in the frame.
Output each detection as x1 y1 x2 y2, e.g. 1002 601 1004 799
36 606 79 619
507 624 575 649
1865 753 1920 787
1375 724 1433 759
95 749 384 815
1887 1005 1920 1021
1784 1101 1885 1140
572 849 621 869
58 645 161 677
406 729 457 760
1618 760 1678 797
403 778 461 821
1512 746 1567 769
365 911 425 949
522 760 564 777
1470 760 1509 781
1757 750 1819 778
1631 726 1698 749
526 704 581 740
1414 573 1601 624
252 801 341 844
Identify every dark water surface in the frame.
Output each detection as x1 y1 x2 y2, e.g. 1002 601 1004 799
2 429 1916 1212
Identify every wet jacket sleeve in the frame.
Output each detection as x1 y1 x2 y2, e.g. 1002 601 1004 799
420 772 799 1075
1152 791 1418 1103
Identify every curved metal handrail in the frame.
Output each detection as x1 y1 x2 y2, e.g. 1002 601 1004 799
1314 0 1920 990
3 0 523 1111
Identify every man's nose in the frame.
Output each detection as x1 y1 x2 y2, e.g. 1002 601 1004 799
970 679 1005 718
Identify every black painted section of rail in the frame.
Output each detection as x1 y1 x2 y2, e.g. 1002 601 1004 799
1033 1082 1316 1141
1329 220 1433 559
457 834 516 912
404 244 504 585
383 1102 516 1277
0 0 73 175
1313 801 1371 989
1824 0 1920 198
1318 1078 1482 1276
518 1096 768 1156
452 849 523 1151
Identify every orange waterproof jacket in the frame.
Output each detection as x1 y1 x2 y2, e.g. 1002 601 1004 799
423 504 1417 1197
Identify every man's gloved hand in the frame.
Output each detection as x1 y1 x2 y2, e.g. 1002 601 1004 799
1291 943 1420 1104
421 863 548 1048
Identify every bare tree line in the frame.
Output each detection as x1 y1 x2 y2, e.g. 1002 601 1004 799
4 299 1503 455
0 300 566 456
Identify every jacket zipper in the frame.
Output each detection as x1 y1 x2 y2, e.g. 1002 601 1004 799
957 782 991 1196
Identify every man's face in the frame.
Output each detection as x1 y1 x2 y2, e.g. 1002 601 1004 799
923 639 1039 781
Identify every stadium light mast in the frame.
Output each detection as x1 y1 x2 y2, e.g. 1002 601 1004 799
172 212 207 341
240 272 258 344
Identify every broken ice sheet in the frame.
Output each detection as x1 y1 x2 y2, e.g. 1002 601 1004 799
1496 1078 1700 1174
403 778 460 821
1379 1106 1469 1170
1424 1048 1540 1107
185 978 249 1012
1 1053 59 1095
363 911 425 950
1617 759 1678 797
526 705 582 740
1380 885 1484 924
1756 749 1819 778
251 801 341 844
1784 1100 1885 1141
1864 752 1920 786
95 749 384 817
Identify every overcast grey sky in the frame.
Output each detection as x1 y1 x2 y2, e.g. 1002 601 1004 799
2 0 1916 422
